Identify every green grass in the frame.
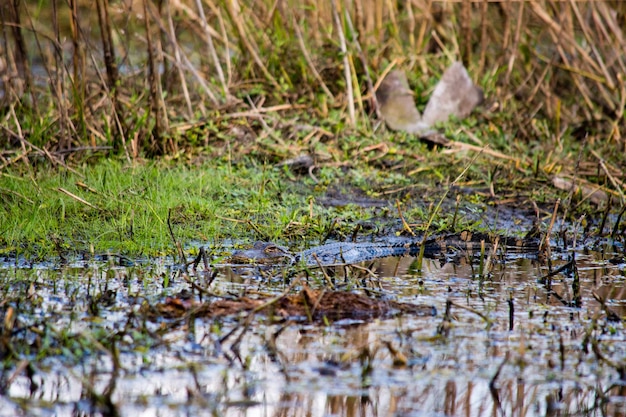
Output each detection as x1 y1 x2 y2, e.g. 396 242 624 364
0 105 616 260
1 157 425 258
0 159 309 257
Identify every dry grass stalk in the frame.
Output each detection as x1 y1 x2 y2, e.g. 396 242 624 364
5 0 35 109
332 0 356 127
460 1 471 65
143 0 167 154
193 0 229 100
344 6 378 119
67 0 88 144
146 1 219 109
476 0 488 75
95 0 131 161
0 0 623 175
591 150 626 204
291 12 334 101
224 0 280 90
164 4 193 118
504 2 524 85
57 187 99 210
165 7 193 119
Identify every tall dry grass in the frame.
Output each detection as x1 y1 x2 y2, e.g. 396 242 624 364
0 0 624 161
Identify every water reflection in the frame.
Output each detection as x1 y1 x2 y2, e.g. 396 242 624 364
0 249 624 416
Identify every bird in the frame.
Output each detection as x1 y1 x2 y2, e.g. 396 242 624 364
422 62 484 126
376 62 483 136
376 70 431 135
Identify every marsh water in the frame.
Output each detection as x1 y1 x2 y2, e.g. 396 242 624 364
1 242 625 417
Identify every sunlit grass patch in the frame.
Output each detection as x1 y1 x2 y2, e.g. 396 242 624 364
0 159 312 257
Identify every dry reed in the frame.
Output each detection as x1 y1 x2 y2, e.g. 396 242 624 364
0 0 624 164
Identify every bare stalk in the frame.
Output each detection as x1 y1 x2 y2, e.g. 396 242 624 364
291 13 334 101
95 0 130 160
194 0 228 100
67 0 87 143
224 0 280 90
331 0 355 127
143 0 167 154
164 2 193 118
6 0 37 112
343 5 377 119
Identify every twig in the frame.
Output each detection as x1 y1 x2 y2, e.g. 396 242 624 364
590 149 625 204
194 0 229 99
396 199 415 236
57 188 99 210
540 199 559 257
167 208 185 265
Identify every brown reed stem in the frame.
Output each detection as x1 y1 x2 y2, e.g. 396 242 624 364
460 1 471 65
67 0 87 143
95 0 118 97
95 0 130 160
225 0 280 90
164 4 193 118
6 0 37 112
194 0 229 100
541 199 559 259
143 0 167 155
331 0 355 127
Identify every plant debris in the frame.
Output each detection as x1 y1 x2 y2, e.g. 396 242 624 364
146 286 436 323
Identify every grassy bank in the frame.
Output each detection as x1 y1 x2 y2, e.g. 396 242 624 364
1 132 616 259
1 157 408 257
1 159 311 257
1 1 625 255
